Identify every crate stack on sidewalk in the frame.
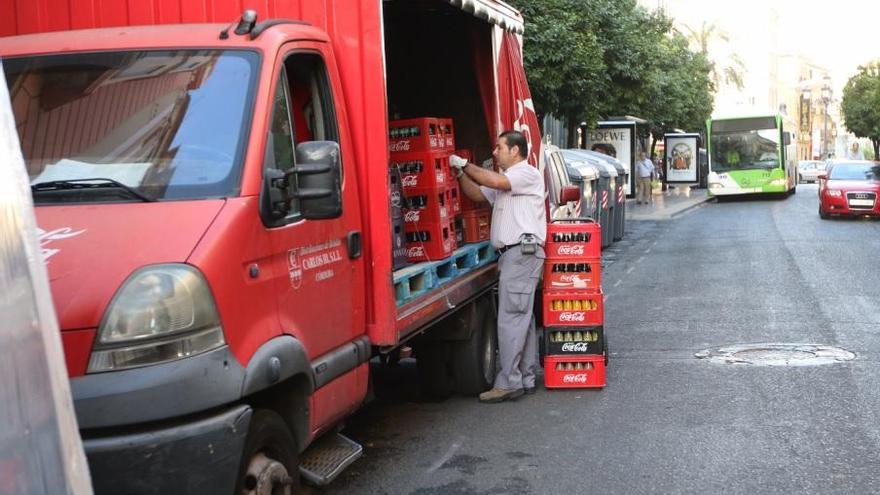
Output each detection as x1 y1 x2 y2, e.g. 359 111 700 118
542 220 607 388
389 118 457 262
451 148 491 245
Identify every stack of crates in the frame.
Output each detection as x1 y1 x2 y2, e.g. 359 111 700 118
542 220 606 388
389 166 408 270
389 118 457 262
452 148 492 245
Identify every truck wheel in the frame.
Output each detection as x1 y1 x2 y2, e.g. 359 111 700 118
415 341 453 399
451 297 497 395
236 410 301 495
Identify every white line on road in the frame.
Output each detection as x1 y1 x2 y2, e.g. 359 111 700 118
426 437 464 473
626 267 635 274
614 280 622 287
644 249 651 254
636 256 645 264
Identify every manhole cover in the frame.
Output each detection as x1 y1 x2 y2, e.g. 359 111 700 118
695 343 855 366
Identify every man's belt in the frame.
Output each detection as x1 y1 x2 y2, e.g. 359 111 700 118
497 243 521 255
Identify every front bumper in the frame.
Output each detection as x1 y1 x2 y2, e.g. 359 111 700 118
83 404 252 495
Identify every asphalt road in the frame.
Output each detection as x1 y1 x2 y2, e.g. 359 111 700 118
323 184 880 495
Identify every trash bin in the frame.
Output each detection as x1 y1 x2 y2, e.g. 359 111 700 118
584 150 627 242
564 161 600 221
561 149 614 248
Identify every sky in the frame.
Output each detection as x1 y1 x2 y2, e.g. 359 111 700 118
643 0 880 91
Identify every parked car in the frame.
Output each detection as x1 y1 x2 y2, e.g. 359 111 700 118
818 160 880 219
798 160 826 183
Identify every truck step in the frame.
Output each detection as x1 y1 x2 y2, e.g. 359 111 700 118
299 433 363 486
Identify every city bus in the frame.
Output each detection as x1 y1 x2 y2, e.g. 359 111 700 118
706 115 798 197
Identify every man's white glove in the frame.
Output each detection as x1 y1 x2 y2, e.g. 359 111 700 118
449 154 467 178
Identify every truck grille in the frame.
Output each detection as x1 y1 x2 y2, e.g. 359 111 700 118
847 192 877 210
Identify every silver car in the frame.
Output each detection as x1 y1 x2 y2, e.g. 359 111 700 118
798 160 826 183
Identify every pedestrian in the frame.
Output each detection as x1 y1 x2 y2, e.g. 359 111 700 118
450 130 546 403
636 151 654 204
846 142 865 160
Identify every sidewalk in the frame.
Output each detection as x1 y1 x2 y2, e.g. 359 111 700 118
625 185 711 220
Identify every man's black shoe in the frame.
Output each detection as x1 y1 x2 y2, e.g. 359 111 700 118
524 386 536 395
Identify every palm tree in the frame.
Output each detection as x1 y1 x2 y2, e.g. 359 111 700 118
682 21 744 91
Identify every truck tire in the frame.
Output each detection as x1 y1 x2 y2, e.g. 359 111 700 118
451 296 498 395
235 410 301 495
415 340 454 399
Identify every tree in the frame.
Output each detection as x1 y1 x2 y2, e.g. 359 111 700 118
841 63 880 159
682 21 745 91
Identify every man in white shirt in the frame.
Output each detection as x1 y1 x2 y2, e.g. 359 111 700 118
635 151 655 204
450 130 546 403
846 142 865 160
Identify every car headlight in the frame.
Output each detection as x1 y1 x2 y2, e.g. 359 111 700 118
88 264 225 373
826 189 842 197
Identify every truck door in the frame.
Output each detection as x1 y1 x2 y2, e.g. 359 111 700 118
264 44 365 359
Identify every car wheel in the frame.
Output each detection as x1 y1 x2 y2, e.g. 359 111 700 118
819 205 830 220
235 410 301 495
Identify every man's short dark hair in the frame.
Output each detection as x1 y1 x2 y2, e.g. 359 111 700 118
499 130 528 159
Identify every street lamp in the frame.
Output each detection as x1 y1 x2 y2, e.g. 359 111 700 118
821 79 832 159
800 88 811 160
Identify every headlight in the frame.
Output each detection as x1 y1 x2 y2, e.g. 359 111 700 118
88 264 225 373
826 190 842 197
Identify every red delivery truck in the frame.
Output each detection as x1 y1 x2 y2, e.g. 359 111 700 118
0 0 544 493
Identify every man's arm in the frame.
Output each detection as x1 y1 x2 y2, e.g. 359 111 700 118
459 172 488 203
462 162 511 191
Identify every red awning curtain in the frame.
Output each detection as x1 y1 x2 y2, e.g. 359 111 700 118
497 31 541 167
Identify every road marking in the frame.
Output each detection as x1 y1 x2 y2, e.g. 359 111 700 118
427 437 463 473
626 267 635 274
614 279 622 287
644 249 652 254
636 256 645 264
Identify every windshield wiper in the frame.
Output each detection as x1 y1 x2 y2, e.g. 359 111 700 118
30 178 155 202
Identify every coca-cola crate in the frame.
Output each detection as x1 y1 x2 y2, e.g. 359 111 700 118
449 181 461 215
402 186 453 225
543 355 605 389
460 208 491 243
389 167 403 220
544 326 603 356
543 258 601 290
391 151 451 190
545 221 601 260
454 216 464 245
389 117 455 154
404 219 457 262
542 290 603 327
454 148 474 164
391 216 408 270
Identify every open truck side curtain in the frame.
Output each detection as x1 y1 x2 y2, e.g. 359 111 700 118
0 0 542 493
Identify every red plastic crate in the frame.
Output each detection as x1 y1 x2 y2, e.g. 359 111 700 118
454 148 474 164
402 186 453 225
449 181 461 215
404 219 456 262
545 221 601 259
542 290 603 327
460 208 491 243
544 326 604 356
390 151 451 190
543 355 605 388
389 117 455 154
543 258 601 290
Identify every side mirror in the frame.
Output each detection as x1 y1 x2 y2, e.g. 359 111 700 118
560 185 581 203
293 141 343 219
817 171 828 180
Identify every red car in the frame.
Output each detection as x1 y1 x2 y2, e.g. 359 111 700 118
818 160 880 219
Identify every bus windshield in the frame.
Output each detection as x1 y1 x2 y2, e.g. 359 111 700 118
5 49 259 203
710 128 780 172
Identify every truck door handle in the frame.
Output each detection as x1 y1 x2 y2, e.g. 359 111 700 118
347 231 362 259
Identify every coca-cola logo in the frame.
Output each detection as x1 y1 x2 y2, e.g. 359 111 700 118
429 137 439 147
401 175 418 187
404 210 421 222
557 245 585 256
562 373 588 384
436 172 445 183
561 343 589 352
408 246 424 257
558 312 586 322
390 140 411 152
559 274 587 283
440 207 448 218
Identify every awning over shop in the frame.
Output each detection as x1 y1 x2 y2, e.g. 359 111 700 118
445 0 524 34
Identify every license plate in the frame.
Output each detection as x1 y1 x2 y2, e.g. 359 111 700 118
849 199 874 206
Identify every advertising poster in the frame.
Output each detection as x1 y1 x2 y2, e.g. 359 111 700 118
588 125 633 195
664 133 699 184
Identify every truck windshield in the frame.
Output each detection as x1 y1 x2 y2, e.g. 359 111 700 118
4 49 259 203
710 128 780 172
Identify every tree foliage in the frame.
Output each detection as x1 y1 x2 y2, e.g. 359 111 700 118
841 63 880 159
509 0 714 148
